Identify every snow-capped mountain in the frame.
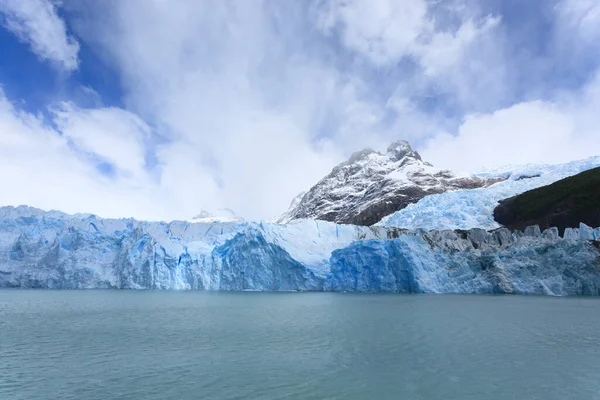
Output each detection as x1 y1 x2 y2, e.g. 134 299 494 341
276 140 503 226
190 208 244 223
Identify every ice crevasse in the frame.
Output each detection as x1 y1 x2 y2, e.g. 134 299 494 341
1 206 600 295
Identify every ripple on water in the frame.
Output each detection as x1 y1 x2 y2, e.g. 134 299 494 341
1 291 599 400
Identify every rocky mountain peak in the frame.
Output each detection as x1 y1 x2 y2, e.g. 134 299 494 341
345 148 378 165
386 140 422 162
276 139 504 226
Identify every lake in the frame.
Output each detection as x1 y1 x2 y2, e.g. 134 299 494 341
1 291 599 399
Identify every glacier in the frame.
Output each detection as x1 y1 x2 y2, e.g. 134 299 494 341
1 206 599 295
379 156 600 230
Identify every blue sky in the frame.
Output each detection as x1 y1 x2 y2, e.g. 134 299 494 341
0 0 599 220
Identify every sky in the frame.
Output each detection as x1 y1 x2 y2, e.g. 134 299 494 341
0 0 599 221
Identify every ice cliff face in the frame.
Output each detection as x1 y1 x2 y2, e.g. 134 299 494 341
276 141 501 226
380 156 600 231
2 206 599 295
0 206 379 290
330 226 600 295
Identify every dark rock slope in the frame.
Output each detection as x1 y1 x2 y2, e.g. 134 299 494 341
494 167 600 234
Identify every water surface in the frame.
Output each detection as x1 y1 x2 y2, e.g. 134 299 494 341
1 291 599 399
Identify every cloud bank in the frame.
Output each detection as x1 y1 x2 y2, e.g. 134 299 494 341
0 0 599 220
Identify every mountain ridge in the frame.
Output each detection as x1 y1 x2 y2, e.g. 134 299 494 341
276 140 503 226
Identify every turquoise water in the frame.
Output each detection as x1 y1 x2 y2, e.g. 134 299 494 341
1 291 599 399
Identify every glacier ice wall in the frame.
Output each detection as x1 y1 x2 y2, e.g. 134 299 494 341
329 227 600 295
0 206 380 290
378 156 600 230
1 206 599 295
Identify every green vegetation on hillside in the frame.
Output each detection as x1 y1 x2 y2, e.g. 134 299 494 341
494 167 600 233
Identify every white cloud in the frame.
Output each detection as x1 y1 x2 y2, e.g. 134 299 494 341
313 0 500 72
421 102 575 170
416 2 600 172
314 0 429 66
51 103 149 179
420 75 600 171
0 89 173 221
0 0 79 71
418 15 501 78
311 0 508 115
555 0 600 44
2 0 600 222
